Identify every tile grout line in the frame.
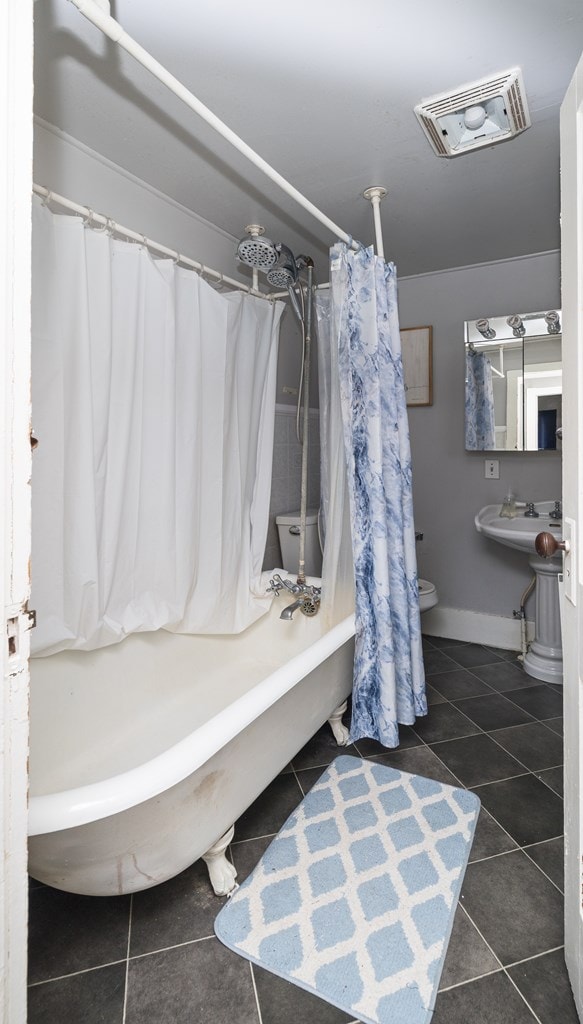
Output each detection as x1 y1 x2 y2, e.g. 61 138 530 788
121 893 133 1024
231 831 278 848
28 958 129 988
291 763 309 797
438 964 505 994
450 899 503 979
504 968 545 1024
503 943 565 972
521 845 565 895
127 933 215 963
249 963 264 1024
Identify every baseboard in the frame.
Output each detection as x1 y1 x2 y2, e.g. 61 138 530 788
421 605 535 651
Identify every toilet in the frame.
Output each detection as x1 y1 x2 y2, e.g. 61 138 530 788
418 578 438 613
275 509 323 577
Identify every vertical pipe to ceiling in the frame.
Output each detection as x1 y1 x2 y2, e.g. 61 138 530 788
363 186 388 259
297 264 314 585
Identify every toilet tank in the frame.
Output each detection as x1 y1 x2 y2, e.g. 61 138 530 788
275 509 322 577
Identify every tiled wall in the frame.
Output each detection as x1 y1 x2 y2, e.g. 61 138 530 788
263 405 321 570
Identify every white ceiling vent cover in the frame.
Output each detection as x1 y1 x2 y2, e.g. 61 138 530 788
414 68 530 158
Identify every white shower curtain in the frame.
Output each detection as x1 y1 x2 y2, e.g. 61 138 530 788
315 292 355 629
31 197 284 655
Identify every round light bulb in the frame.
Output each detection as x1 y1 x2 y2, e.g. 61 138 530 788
463 104 487 131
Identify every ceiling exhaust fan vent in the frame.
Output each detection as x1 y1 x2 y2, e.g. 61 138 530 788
414 68 530 157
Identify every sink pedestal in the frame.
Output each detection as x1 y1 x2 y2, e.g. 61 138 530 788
523 554 563 684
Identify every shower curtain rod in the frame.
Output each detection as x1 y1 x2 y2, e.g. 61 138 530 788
32 184 271 299
67 0 361 253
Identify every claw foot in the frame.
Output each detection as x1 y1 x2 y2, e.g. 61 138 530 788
202 825 238 896
328 700 350 746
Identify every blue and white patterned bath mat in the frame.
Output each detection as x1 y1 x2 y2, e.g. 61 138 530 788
215 755 480 1024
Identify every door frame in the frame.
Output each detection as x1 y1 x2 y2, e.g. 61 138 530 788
560 48 583 1018
0 1 34 1020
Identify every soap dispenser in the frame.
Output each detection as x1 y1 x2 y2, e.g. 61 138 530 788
499 493 517 519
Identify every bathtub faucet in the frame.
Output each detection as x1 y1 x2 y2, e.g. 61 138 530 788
267 574 321 619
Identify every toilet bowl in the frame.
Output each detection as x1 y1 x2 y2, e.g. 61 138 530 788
418 578 438 613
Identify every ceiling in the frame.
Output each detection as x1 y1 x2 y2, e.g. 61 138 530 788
33 0 583 279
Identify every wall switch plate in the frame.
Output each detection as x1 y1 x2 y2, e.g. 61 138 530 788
485 459 500 479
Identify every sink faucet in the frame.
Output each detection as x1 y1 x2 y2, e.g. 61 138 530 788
267 574 321 619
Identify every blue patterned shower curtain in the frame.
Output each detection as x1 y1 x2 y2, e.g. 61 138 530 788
465 349 496 450
330 243 427 747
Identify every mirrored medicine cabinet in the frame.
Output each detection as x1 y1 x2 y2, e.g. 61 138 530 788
464 310 562 452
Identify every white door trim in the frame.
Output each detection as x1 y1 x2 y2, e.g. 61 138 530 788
560 48 583 1018
0 1 34 1020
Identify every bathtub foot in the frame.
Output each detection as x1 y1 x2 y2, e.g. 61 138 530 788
202 826 238 896
328 700 350 746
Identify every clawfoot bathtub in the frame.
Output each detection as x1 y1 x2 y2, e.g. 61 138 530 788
28 573 355 896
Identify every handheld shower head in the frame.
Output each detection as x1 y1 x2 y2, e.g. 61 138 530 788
266 244 298 288
285 284 303 324
236 234 278 270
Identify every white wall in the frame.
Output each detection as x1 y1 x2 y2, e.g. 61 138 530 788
398 251 562 635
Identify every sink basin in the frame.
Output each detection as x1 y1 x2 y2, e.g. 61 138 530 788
475 501 562 554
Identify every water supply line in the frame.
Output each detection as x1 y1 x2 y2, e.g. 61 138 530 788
297 261 314 585
515 575 536 662
67 0 362 253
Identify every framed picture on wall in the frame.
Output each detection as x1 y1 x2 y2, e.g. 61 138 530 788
400 325 433 406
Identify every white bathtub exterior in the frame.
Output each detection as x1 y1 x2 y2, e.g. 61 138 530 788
28 575 355 896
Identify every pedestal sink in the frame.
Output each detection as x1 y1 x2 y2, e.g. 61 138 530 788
475 501 563 684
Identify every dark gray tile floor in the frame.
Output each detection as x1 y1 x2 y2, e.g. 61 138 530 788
28 636 576 1023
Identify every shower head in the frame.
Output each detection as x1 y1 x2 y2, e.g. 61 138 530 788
236 234 278 270
235 233 306 323
266 244 298 288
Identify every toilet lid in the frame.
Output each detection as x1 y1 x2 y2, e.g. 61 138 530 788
418 579 436 595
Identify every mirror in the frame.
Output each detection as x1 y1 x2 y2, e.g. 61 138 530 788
464 310 562 452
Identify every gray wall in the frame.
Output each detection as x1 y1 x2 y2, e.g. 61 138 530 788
398 251 562 618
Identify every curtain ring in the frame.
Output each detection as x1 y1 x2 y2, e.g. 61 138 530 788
92 215 109 234
40 190 53 208
173 252 182 266
82 208 95 228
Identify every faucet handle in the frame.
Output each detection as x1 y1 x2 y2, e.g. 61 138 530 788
266 574 285 595
524 503 539 518
549 500 562 520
